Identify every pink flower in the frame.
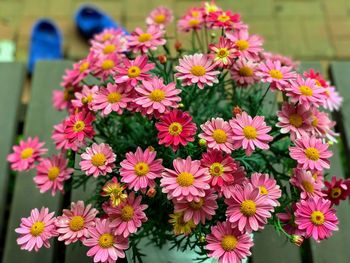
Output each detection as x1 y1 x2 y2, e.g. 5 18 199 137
52 89 69 111
286 76 327 109
127 26 166 53
15 207 57 252
219 165 247 199
295 197 338 242
93 28 127 44
64 111 95 144
226 29 263 61
276 102 312 141
52 120 80 152
173 189 218 225
263 52 299 69
80 143 116 177
175 53 220 89
290 169 324 199
160 156 211 202
309 108 338 142
199 118 234 154
120 147 164 191
34 154 73 196
92 53 120 80
225 183 273 232
323 176 350 205
92 83 131 116
289 136 332 171
230 58 260 87
134 77 181 115
155 110 197 151
209 37 237 68
7 137 47 171
207 10 240 29
146 6 174 27
206 221 253 263
256 59 297 91
114 55 155 87
323 86 343 112
230 112 273 156
104 192 148 237
72 85 99 110
56 201 98 245
177 15 204 32
83 218 128 262
303 69 327 88
91 38 127 56
277 204 304 236
250 172 281 206
62 53 95 86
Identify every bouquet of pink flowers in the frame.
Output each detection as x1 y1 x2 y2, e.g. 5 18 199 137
8 2 349 263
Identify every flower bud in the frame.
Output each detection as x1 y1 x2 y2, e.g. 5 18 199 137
290 235 304 247
147 188 156 198
199 138 207 147
199 234 206 243
175 41 182 51
147 146 155 152
158 55 167 64
232 106 242 116
178 103 185 108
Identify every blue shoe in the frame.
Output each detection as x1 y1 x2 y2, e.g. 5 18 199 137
28 19 62 74
75 5 128 39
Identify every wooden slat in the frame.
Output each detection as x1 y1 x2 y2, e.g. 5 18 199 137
2 61 72 263
0 63 25 237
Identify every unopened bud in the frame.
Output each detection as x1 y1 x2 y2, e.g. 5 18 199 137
199 234 206 243
158 55 167 64
232 106 242 116
146 188 157 198
178 103 184 108
290 235 304 247
175 41 182 51
199 138 207 147
148 146 155 152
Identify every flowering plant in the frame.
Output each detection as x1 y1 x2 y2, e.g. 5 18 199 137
8 2 350 263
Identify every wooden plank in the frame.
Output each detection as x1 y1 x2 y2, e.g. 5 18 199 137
0 63 25 237
2 61 72 263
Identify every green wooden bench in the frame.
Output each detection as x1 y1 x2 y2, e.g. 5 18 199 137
0 61 349 263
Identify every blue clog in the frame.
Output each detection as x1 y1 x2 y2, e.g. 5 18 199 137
28 19 62 74
75 5 128 39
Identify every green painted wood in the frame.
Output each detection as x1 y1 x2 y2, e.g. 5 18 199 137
0 63 25 237
2 61 72 263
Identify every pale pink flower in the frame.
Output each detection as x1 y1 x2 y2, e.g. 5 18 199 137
322 86 343 112
263 52 299 70
309 107 338 142
90 38 127 56
250 172 281 206
92 53 120 80
177 15 204 32
290 168 324 199
146 6 174 27
72 85 99 110
127 26 166 53
230 58 260 87
52 89 68 111
92 28 127 44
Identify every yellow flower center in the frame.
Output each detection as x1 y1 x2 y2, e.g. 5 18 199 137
269 69 283 79
302 180 314 193
311 115 318 127
331 187 342 198
189 19 200 27
304 147 320 161
103 44 116 54
154 14 166 24
177 172 195 187
79 62 90 73
30 221 45 236
239 66 254 77
168 122 183 136
101 60 115 70
289 114 303 128
190 65 206 77
81 95 93 104
121 205 134 221
240 200 257 216
134 162 150 176
98 233 114 248
138 33 152 43
209 162 224 177
212 129 227 143
243 125 257 139
91 153 106 167
73 120 85 132
221 235 238 251
216 48 229 58
107 92 122 103
259 186 269 195
310 211 325 226
127 66 141 78
21 147 34 159
189 198 204 210
299 85 313 96
102 33 112 42
149 89 166 102
69 216 85 231
47 166 60 181
218 14 230 23
235 40 249 51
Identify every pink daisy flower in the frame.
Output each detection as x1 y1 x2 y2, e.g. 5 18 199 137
256 59 297 91
93 28 126 43
104 192 148 238
263 52 300 69
173 189 218 225
207 10 240 29
309 108 338 142
323 176 350 206
56 201 98 245
7 137 47 171
72 85 99 110
64 111 95 144
177 15 204 32
209 37 237 68
290 169 324 199
226 29 263 61
219 165 247 199
67 53 96 86
52 89 69 111
303 69 327 88
146 6 174 27
230 58 260 87
295 197 338 242
322 86 343 112
34 154 73 196
127 26 166 53
83 218 128 262
199 118 235 154
286 76 327 109
134 77 181 115
277 204 304 236
155 109 197 151
120 147 164 191
250 172 281 207
206 221 253 263
276 102 312 141
15 207 57 252
52 120 80 152
92 83 131 116
90 39 127 57
175 53 220 89
289 136 332 171
92 53 120 81
225 183 273 233
160 156 211 202
80 143 116 177
114 55 155 87
230 112 273 156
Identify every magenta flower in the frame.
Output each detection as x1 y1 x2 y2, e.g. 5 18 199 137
209 37 237 68
290 168 324 199
207 10 240 29
323 176 350 206
250 172 281 207
72 85 99 110
64 111 95 144
127 26 166 53
52 120 80 152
